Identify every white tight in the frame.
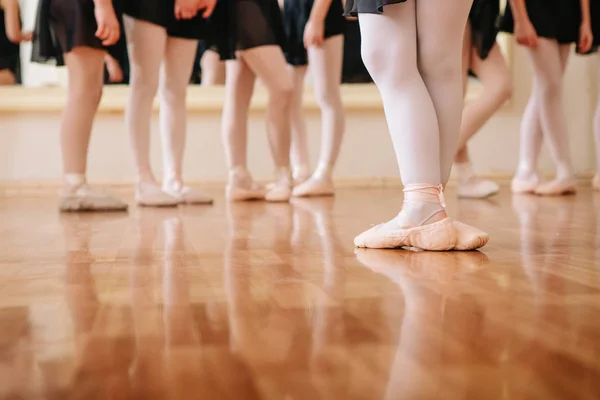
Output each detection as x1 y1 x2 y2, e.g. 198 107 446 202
594 57 600 174
516 39 573 181
200 49 226 86
61 47 106 175
359 0 472 186
455 24 512 164
125 17 198 184
222 46 293 170
290 35 345 173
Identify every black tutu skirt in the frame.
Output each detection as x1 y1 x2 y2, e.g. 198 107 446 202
0 8 21 80
283 0 345 66
31 0 125 66
499 0 581 45
209 0 288 60
123 0 208 39
344 0 406 16
468 0 500 60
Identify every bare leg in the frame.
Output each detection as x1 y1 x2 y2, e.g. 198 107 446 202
222 58 265 201
293 34 346 197
158 37 213 204
59 47 127 211
0 69 16 85
239 45 294 201
289 65 310 182
200 49 226 86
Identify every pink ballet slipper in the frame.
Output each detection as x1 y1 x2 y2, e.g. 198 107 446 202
452 221 489 251
534 178 577 196
354 184 456 251
511 176 538 194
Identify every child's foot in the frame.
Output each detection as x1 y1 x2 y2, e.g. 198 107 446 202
266 167 292 202
163 180 213 205
292 176 335 198
59 184 128 212
226 167 265 202
136 182 179 207
458 176 499 199
354 184 456 251
534 178 577 196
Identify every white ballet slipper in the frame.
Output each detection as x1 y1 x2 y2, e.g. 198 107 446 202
135 182 179 207
59 184 128 212
292 176 335 197
163 181 213 205
266 168 292 203
458 177 499 199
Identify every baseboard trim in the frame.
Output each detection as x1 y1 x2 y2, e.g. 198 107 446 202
0 173 594 196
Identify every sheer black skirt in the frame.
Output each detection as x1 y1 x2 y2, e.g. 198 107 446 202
123 0 208 39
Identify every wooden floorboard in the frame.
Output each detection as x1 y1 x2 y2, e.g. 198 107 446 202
1 186 599 399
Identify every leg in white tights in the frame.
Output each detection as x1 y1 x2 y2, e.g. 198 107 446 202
293 34 346 197
222 57 266 201
237 46 294 202
59 47 127 211
159 37 213 204
416 0 474 186
455 41 512 198
200 49 226 86
593 55 600 189
289 65 310 182
354 0 487 251
124 17 178 206
519 39 575 195
513 44 571 192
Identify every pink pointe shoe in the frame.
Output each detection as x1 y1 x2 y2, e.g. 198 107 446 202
354 184 457 251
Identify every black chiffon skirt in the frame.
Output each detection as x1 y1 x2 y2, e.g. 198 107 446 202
31 0 125 66
468 0 500 60
344 0 405 16
123 0 208 39
209 0 289 60
499 0 581 45
283 0 345 66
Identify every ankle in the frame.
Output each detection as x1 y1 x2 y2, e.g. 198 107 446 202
455 162 475 182
63 173 86 188
556 164 575 181
313 162 333 180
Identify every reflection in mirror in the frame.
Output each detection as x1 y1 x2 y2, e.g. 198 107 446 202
0 0 31 85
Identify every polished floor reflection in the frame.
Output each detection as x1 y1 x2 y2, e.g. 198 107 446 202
1 187 600 399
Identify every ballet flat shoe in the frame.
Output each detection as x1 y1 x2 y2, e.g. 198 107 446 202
511 177 538 194
292 177 335 198
534 179 577 196
60 184 128 212
452 221 489 250
354 218 457 251
226 184 266 202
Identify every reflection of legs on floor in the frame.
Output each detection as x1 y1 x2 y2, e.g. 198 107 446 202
289 65 310 183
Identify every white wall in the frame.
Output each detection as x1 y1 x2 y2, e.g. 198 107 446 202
0 43 598 188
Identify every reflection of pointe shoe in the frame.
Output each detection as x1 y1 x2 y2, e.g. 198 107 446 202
60 184 128 212
354 184 456 251
534 178 577 196
593 174 600 191
511 176 538 194
163 181 213 205
265 168 292 202
136 182 179 207
452 221 489 251
355 248 489 282
292 176 335 197
458 177 499 199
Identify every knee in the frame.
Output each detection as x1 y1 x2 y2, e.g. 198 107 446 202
159 78 187 106
130 70 159 99
536 75 562 99
494 73 513 102
314 85 342 110
418 47 462 83
270 80 294 109
70 79 103 107
361 43 418 85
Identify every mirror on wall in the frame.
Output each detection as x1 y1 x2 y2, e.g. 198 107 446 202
1 0 372 88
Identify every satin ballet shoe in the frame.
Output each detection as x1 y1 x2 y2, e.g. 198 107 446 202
511 176 539 194
593 174 600 191
135 182 180 207
59 184 128 212
534 178 577 196
265 167 292 202
292 176 335 197
354 184 457 251
292 164 310 185
458 177 499 199
452 221 489 251
163 181 213 205
226 183 265 202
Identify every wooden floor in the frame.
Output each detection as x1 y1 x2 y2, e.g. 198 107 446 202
1 187 600 400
